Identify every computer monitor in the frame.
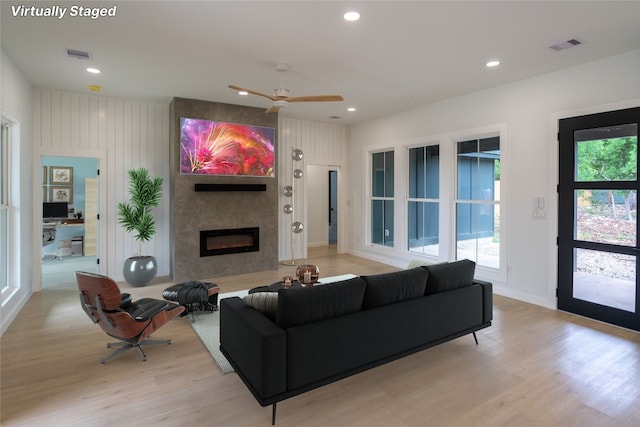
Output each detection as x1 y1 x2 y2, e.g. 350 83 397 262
43 202 68 219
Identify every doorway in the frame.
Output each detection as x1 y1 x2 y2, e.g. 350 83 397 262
41 156 99 289
557 106 639 331
329 170 338 245
306 165 339 248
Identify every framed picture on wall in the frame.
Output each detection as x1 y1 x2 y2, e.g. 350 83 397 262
43 166 47 184
43 186 48 202
50 166 73 185
50 186 73 203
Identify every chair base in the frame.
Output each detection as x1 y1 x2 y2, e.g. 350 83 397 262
101 338 171 364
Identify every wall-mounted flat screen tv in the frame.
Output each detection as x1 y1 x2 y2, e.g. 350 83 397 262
180 117 275 177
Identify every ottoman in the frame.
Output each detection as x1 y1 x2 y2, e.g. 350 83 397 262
162 281 219 322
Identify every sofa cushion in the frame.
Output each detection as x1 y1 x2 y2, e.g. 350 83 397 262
243 292 278 320
361 268 428 309
275 277 366 329
423 259 476 295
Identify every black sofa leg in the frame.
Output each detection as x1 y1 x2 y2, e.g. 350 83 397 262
272 402 277 425
473 331 478 345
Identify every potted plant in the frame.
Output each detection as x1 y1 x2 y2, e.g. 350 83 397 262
117 168 163 287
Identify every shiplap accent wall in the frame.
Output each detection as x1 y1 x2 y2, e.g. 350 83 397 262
33 89 347 280
278 117 347 260
33 89 170 282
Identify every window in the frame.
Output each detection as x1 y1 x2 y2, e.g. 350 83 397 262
1 122 9 290
455 136 500 268
408 145 439 256
371 150 394 247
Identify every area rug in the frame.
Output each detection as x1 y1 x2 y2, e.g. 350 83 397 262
190 290 248 374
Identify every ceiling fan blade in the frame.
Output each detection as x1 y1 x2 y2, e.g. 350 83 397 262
287 95 344 103
228 85 277 101
265 105 280 114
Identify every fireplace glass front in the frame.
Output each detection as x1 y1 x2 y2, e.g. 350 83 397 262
200 227 259 257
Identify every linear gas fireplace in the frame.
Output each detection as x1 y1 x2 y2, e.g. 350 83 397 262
200 227 260 257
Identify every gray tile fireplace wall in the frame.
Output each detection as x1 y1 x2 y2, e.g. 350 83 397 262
169 97 278 282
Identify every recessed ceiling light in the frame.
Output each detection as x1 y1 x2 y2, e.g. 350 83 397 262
486 60 500 68
344 11 361 21
238 91 248 96
347 107 356 112
86 67 101 74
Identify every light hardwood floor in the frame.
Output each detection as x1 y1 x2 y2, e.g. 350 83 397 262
2 247 640 426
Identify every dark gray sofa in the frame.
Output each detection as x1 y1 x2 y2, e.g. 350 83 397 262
220 260 493 424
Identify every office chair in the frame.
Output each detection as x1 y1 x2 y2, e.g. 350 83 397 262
75 271 185 363
42 224 62 261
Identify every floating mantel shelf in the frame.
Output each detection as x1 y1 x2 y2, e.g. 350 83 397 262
194 183 267 192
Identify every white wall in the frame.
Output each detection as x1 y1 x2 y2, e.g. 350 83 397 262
1 49 34 335
346 50 640 308
6 46 637 334
278 118 347 260
32 89 170 284
30 92 345 282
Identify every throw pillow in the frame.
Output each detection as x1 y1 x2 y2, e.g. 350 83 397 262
243 292 278 320
423 259 476 295
361 267 428 309
407 259 436 269
275 277 366 329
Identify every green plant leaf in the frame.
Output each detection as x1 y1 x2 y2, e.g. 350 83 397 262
117 168 163 251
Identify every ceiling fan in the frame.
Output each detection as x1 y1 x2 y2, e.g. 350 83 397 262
228 63 343 114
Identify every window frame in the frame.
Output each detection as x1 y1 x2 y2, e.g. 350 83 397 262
369 149 395 248
407 143 440 258
453 131 503 275
1 119 11 294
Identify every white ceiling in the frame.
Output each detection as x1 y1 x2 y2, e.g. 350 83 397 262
2 1 639 124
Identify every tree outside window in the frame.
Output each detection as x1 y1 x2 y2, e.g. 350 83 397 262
574 126 637 248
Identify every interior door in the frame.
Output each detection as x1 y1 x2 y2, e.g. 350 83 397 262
557 106 639 331
328 170 338 245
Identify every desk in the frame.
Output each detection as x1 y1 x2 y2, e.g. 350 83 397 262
59 218 84 225
43 218 85 226
42 219 85 256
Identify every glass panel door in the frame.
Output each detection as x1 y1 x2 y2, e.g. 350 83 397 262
558 107 640 331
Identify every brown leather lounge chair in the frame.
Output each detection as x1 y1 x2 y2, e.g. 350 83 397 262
75 271 185 363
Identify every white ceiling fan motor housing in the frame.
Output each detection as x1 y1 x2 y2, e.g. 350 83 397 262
273 99 289 109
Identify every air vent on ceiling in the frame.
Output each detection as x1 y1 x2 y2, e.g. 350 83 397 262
549 39 582 51
66 48 92 60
